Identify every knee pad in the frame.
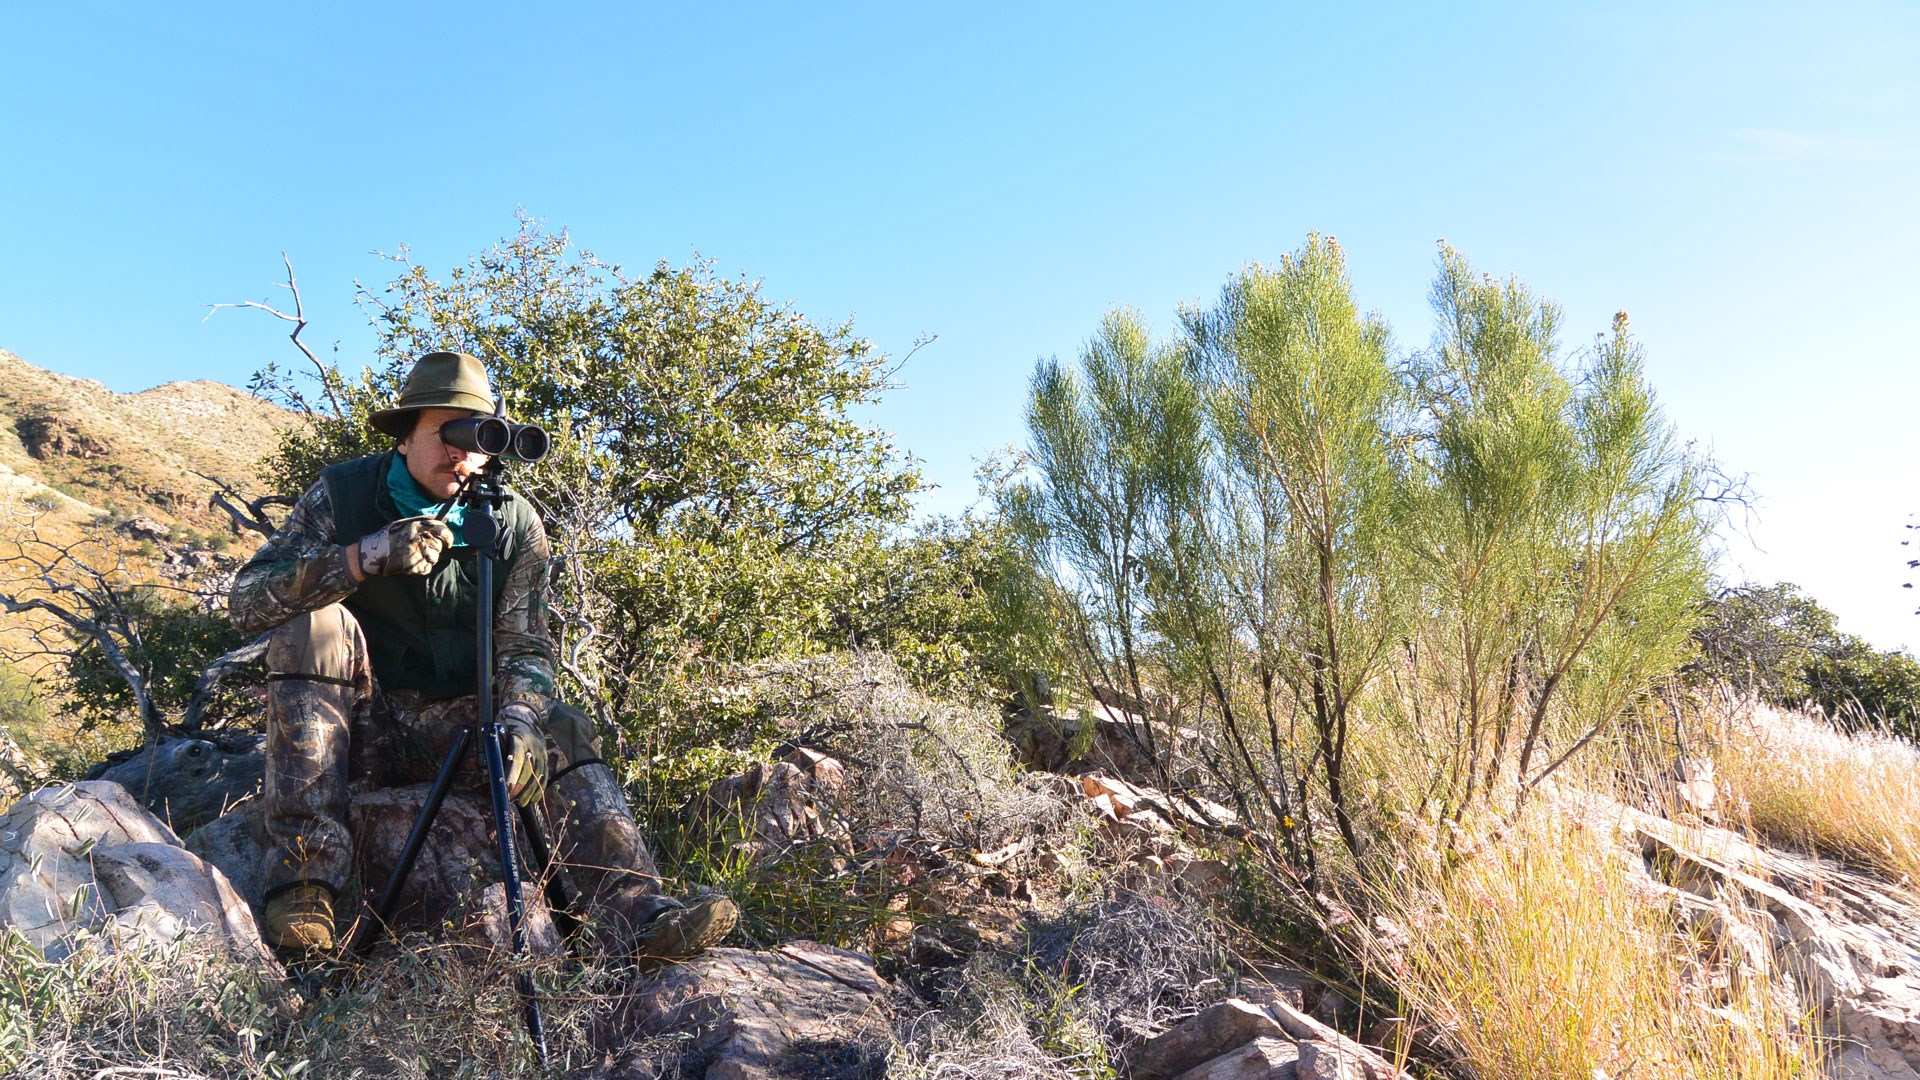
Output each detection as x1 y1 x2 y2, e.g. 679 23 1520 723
545 702 606 772
265 604 362 684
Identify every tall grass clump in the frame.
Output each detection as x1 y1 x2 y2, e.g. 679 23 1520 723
1366 812 1824 1079
0 931 299 1079
1711 700 1920 884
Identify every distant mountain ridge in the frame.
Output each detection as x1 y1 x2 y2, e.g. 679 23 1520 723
0 347 294 539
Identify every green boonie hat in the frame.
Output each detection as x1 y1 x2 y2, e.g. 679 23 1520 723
368 351 497 439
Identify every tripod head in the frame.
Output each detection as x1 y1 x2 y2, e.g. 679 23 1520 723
455 458 516 560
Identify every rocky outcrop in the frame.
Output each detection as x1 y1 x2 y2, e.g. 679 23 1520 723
589 940 893 1079
683 747 853 868
0 781 278 971
1007 701 1200 786
1573 794 1920 1079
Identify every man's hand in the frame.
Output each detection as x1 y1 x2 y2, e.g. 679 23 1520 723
353 516 453 578
497 702 549 808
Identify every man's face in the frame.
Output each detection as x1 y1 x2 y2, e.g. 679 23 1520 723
397 407 491 500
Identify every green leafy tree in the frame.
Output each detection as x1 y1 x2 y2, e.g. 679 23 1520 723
1694 581 1920 733
256 219 923 738
1013 307 1204 797
1409 251 1710 819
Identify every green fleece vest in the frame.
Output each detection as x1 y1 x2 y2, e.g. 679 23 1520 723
322 452 536 699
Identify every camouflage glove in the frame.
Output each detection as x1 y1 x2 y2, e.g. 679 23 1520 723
497 702 548 808
357 516 453 577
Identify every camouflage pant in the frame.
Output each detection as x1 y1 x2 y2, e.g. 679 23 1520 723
261 604 661 919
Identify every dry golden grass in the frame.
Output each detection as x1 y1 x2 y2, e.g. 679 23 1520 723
1710 700 1920 886
0 926 634 1079
1363 807 1823 1080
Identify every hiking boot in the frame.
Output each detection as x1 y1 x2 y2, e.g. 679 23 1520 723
263 884 336 954
630 895 738 966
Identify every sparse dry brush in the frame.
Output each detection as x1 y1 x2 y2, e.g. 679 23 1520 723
1709 699 1920 885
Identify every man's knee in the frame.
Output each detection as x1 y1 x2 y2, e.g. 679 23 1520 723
265 604 362 684
546 702 605 771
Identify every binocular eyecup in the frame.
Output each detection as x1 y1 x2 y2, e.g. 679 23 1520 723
439 416 551 462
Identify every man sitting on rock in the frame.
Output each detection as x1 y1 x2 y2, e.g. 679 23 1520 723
230 350 736 958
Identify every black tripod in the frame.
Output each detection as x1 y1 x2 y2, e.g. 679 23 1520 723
358 458 561 1067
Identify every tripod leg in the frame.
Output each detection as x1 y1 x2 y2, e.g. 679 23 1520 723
518 801 584 940
481 720 550 1067
358 724 475 950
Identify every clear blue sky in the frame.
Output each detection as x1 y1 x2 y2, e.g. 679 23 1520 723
3 3 1916 648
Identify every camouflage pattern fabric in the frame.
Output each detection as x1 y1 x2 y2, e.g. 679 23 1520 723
257 602 659 910
231 476 556 719
357 516 453 576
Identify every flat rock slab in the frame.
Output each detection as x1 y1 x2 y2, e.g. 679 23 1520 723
1130 999 1289 1080
592 940 892 1079
1127 997 1411 1080
0 780 277 970
1169 1037 1300 1080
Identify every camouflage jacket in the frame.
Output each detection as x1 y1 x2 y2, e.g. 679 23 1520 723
229 476 557 719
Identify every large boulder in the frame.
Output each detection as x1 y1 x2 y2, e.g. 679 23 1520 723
589 940 893 1079
0 780 278 970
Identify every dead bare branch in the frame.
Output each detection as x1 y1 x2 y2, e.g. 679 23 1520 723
181 633 269 731
194 471 291 538
205 252 345 416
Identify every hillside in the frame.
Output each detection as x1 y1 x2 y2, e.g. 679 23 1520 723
0 346 294 540
0 347 294 725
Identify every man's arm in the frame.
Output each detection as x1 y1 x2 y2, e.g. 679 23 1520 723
495 512 558 719
229 480 360 636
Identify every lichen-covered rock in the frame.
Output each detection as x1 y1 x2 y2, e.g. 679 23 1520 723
591 940 892 1079
0 780 278 970
684 748 853 868
87 731 265 834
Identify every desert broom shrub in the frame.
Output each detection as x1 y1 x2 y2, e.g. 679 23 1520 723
1012 237 1714 877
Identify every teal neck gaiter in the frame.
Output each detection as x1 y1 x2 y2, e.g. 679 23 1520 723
387 452 468 545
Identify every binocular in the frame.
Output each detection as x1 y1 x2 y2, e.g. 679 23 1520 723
439 416 551 462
